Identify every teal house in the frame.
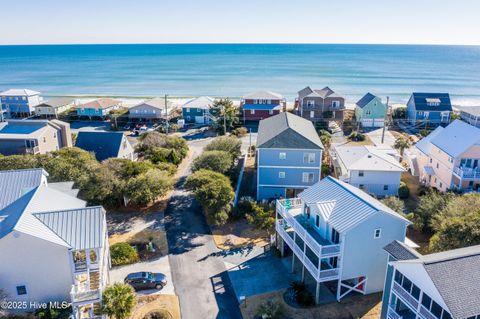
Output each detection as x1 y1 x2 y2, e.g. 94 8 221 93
355 93 386 128
182 96 214 124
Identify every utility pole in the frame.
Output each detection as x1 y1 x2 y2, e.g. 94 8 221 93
249 128 252 156
223 105 227 135
381 96 389 144
165 94 169 135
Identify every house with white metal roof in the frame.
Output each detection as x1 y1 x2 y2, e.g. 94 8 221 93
330 145 405 197
381 242 480 319
275 176 411 304
413 119 480 192
0 88 42 118
0 168 110 319
182 96 214 124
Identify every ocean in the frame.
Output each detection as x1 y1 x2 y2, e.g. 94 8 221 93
1 44 480 105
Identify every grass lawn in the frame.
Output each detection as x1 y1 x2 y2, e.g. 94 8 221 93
240 289 382 319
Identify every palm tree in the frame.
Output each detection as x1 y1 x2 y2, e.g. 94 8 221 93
102 283 137 319
394 137 411 157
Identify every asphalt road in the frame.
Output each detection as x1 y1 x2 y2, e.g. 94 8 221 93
164 137 242 319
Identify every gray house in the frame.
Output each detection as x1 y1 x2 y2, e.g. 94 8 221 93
381 242 480 319
128 97 176 121
257 112 323 200
35 98 75 118
275 176 411 304
297 86 345 121
406 93 452 125
75 131 135 161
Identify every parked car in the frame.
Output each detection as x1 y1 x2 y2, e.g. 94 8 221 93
124 272 167 291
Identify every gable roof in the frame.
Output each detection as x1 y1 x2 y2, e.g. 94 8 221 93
257 112 323 149
183 96 214 109
395 245 480 319
298 86 343 100
456 105 480 117
409 93 452 112
414 125 444 155
428 119 480 157
299 176 410 233
75 131 127 161
243 90 283 100
0 89 41 96
356 93 378 108
384 240 421 261
0 169 105 250
334 145 404 173
130 97 175 113
78 98 121 110
0 169 47 210
36 97 75 109
34 206 105 250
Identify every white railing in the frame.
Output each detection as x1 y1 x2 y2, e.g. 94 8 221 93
70 285 101 304
276 199 341 259
276 221 340 283
419 305 438 319
387 306 402 319
25 145 40 154
453 166 480 179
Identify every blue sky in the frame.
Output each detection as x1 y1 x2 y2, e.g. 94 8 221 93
1 0 480 45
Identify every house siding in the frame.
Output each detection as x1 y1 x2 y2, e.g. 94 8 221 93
342 213 407 294
298 96 345 121
76 107 114 117
257 148 322 200
355 97 386 128
348 170 402 197
1 94 41 116
244 109 281 121
380 255 397 319
183 107 206 122
0 232 73 309
406 96 451 125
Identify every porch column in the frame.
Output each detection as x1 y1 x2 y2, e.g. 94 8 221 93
280 237 285 257
301 265 305 282
291 254 295 273
315 282 320 305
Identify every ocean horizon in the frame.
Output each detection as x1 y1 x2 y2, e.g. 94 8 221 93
1 43 480 105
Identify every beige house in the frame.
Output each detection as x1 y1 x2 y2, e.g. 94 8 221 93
296 86 345 121
414 119 480 192
128 97 176 121
35 97 76 117
0 119 73 155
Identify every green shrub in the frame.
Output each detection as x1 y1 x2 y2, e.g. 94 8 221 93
204 136 242 160
191 150 233 174
124 169 174 206
232 127 248 137
398 182 410 199
110 242 139 266
348 131 366 142
256 300 285 319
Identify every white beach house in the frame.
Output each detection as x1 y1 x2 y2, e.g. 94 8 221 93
0 169 110 319
275 176 411 304
330 145 405 197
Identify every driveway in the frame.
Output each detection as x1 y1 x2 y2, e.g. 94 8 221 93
367 128 396 148
164 137 242 319
222 248 300 301
110 255 175 295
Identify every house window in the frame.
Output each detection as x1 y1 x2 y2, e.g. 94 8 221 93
303 153 315 163
374 228 381 238
269 110 273 115
358 171 364 177
365 110 371 115
278 172 285 179
306 100 315 107
43 137 46 143
383 185 388 191
250 109 255 115
331 228 340 244
436 163 439 169
310 111 314 118
359 184 365 189
53 132 57 138
279 152 286 159
315 215 319 227
186 108 190 113
302 172 314 183
16 285 27 295
22 97 26 101
439 182 443 188
332 101 340 108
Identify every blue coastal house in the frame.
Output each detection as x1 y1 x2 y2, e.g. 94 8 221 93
182 96 214 124
406 93 452 125
256 112 324 200
76 98 121 118
0 89 42 118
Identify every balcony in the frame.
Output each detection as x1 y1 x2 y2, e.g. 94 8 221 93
70 285 101 304
24 146 40 154
392 282 419 312
453 166 480 180
387 306 402 319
